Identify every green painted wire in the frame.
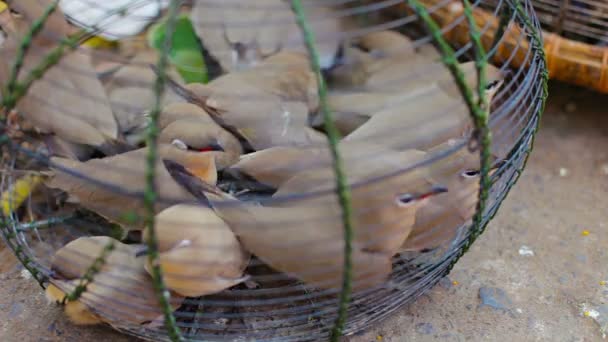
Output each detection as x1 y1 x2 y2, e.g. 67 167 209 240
457 0 548 258
142 0 184 341
289 1 355 341
406 0 482 121
405 0 496 268
459 0 492 251
0 151 45 286
61 240 115 304
1 0 143 117
5 0 60 97
1 34 79 116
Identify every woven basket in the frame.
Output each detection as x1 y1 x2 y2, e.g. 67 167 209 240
0 1 547 341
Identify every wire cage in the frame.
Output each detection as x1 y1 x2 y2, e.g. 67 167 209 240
531 0 608 92
0 0 546 341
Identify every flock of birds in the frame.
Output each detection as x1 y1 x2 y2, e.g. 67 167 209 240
0 0 511 330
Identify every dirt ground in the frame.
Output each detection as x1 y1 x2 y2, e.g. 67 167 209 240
0 82 606 341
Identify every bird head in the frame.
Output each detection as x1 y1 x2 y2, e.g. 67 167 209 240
442 62 505 104
171 138 225 153
160 144 218 185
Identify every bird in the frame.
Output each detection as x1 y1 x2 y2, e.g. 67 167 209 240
0 1 121 155
227 141 420 189
354 29 416 58
46 236 184 328
190 0 348 72
167 149 448 291
139 204 249 297
43 135 95 161
104 51 186 148
45 144 218 229
343 64 505 151
157 102 243 169
317 61 504 136
326 44 377 90
400 140 503 252
182 51 328 150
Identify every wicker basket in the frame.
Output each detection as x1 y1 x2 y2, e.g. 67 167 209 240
0 1 547 341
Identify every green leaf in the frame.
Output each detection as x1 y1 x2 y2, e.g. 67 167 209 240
147 14 208 84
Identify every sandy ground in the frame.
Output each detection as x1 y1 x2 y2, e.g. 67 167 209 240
0 82 606 341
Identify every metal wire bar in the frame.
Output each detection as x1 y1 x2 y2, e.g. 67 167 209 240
4 0 60 99
61 239 115 303
289 1 356 340
142 0 185 341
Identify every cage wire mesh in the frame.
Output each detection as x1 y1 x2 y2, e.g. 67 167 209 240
0 0 546 341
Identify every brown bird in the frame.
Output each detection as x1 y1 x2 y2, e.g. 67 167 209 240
0 1 120 155
343 65 505 151
46 236 184 328
318 59 503 135
227 141 415 189
105 51 185 147
400 140 501 252
140 204 249 297
183 51 327 150
183 148 448 291
158 102 243 169
45 145 218 229
354 30 415 58
190 0 347 72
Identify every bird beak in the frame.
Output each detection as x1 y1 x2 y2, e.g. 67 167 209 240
199 142 225 153
418 185 449 200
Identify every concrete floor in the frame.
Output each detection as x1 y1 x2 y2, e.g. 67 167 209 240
0 82 606 341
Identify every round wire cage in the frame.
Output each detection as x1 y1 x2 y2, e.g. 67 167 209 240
0 0 547 341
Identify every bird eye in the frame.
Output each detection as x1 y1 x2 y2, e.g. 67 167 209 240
461 169 480 178
395 193 415 207
171 139 188 150
486 80 501 90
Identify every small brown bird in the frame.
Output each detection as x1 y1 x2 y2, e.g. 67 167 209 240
400 140 501 252
141 204 249 297
45 145 218 229
227 141 417 189
158 102 243 169
354 30 415 58
105 51 185 147
190 0 347 72
343 65 505 151
184 51 326 150
318 58 504 135
46 236 184 327
0 1 120 154
189 148 448 291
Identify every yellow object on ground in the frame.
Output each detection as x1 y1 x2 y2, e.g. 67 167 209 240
83 36 118 49
1 174 43 216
